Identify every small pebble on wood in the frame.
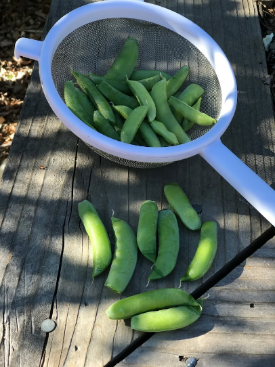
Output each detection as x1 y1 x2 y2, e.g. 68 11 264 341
41 319 56 333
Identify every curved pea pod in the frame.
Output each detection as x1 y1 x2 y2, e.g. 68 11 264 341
137 200 158 263
168 96 216 126
150 120 179 145
182 97 202 131
106 288 200 320
127 79 156 122
164 183 201 230
151 79 190 144
138 74 162 91
131 70 171 80
71 70 115 123
93 111 120 141
104 36 139 80
148 209 180 280
180 221 218 282
172 83 205 123
105 217 138 293
97 81 139 109
131 301 203 332
120 105 148 144
64 81 95 129
78 200 112 278
89 72 131 94
166 65 190 98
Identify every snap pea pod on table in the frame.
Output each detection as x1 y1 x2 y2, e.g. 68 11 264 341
137 200 158 263
131 300 203 332
104 36 139 80
106 288 200 319
164 183 201 230
148 209 180 280
105 216 138 294
180 221 218 283
78 200 112 279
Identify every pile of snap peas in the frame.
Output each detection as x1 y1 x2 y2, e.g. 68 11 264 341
64 36 216 147
78 183 218 332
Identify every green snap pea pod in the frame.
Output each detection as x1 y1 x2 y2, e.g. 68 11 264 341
74 87 96 122
166 65 190 98
180 221 218 282
78 200 112 278
113 106 160 147
64 81 96 129
105 217 138 293
93 111 120 141
104 37 139 80
164 183 201 230
131 301 203 332
137 200 158 263
182 97 202 131
131 70 171 80
168 96 216 126
97 81 139 109
148 209 180 280
159 135 171 147
127 79 156 122
150 120 179 145
172 83 205 123
151 79 190 144
120 105 148 144
89 72 131 94
106 288 200 320
139 121 162 147
71 70 115 123
137 74 162 91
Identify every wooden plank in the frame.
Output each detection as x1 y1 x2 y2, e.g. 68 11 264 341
0 0 275 366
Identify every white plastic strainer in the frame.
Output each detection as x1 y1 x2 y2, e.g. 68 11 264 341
15 0 275 226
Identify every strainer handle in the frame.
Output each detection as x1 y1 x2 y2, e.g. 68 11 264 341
200 138 275 227
14 38 42 61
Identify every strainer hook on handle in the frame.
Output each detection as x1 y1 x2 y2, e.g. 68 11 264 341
200 139 275 227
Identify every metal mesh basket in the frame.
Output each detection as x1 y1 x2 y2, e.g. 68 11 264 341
51 18 222 168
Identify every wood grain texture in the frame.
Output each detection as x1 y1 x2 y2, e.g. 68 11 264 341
0 0 275 366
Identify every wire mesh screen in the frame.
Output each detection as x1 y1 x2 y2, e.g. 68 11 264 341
51 18 222 168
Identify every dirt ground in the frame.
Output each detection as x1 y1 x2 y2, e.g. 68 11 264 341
0 0 52 168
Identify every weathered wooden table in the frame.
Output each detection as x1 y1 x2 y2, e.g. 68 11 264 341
1 0 275 366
